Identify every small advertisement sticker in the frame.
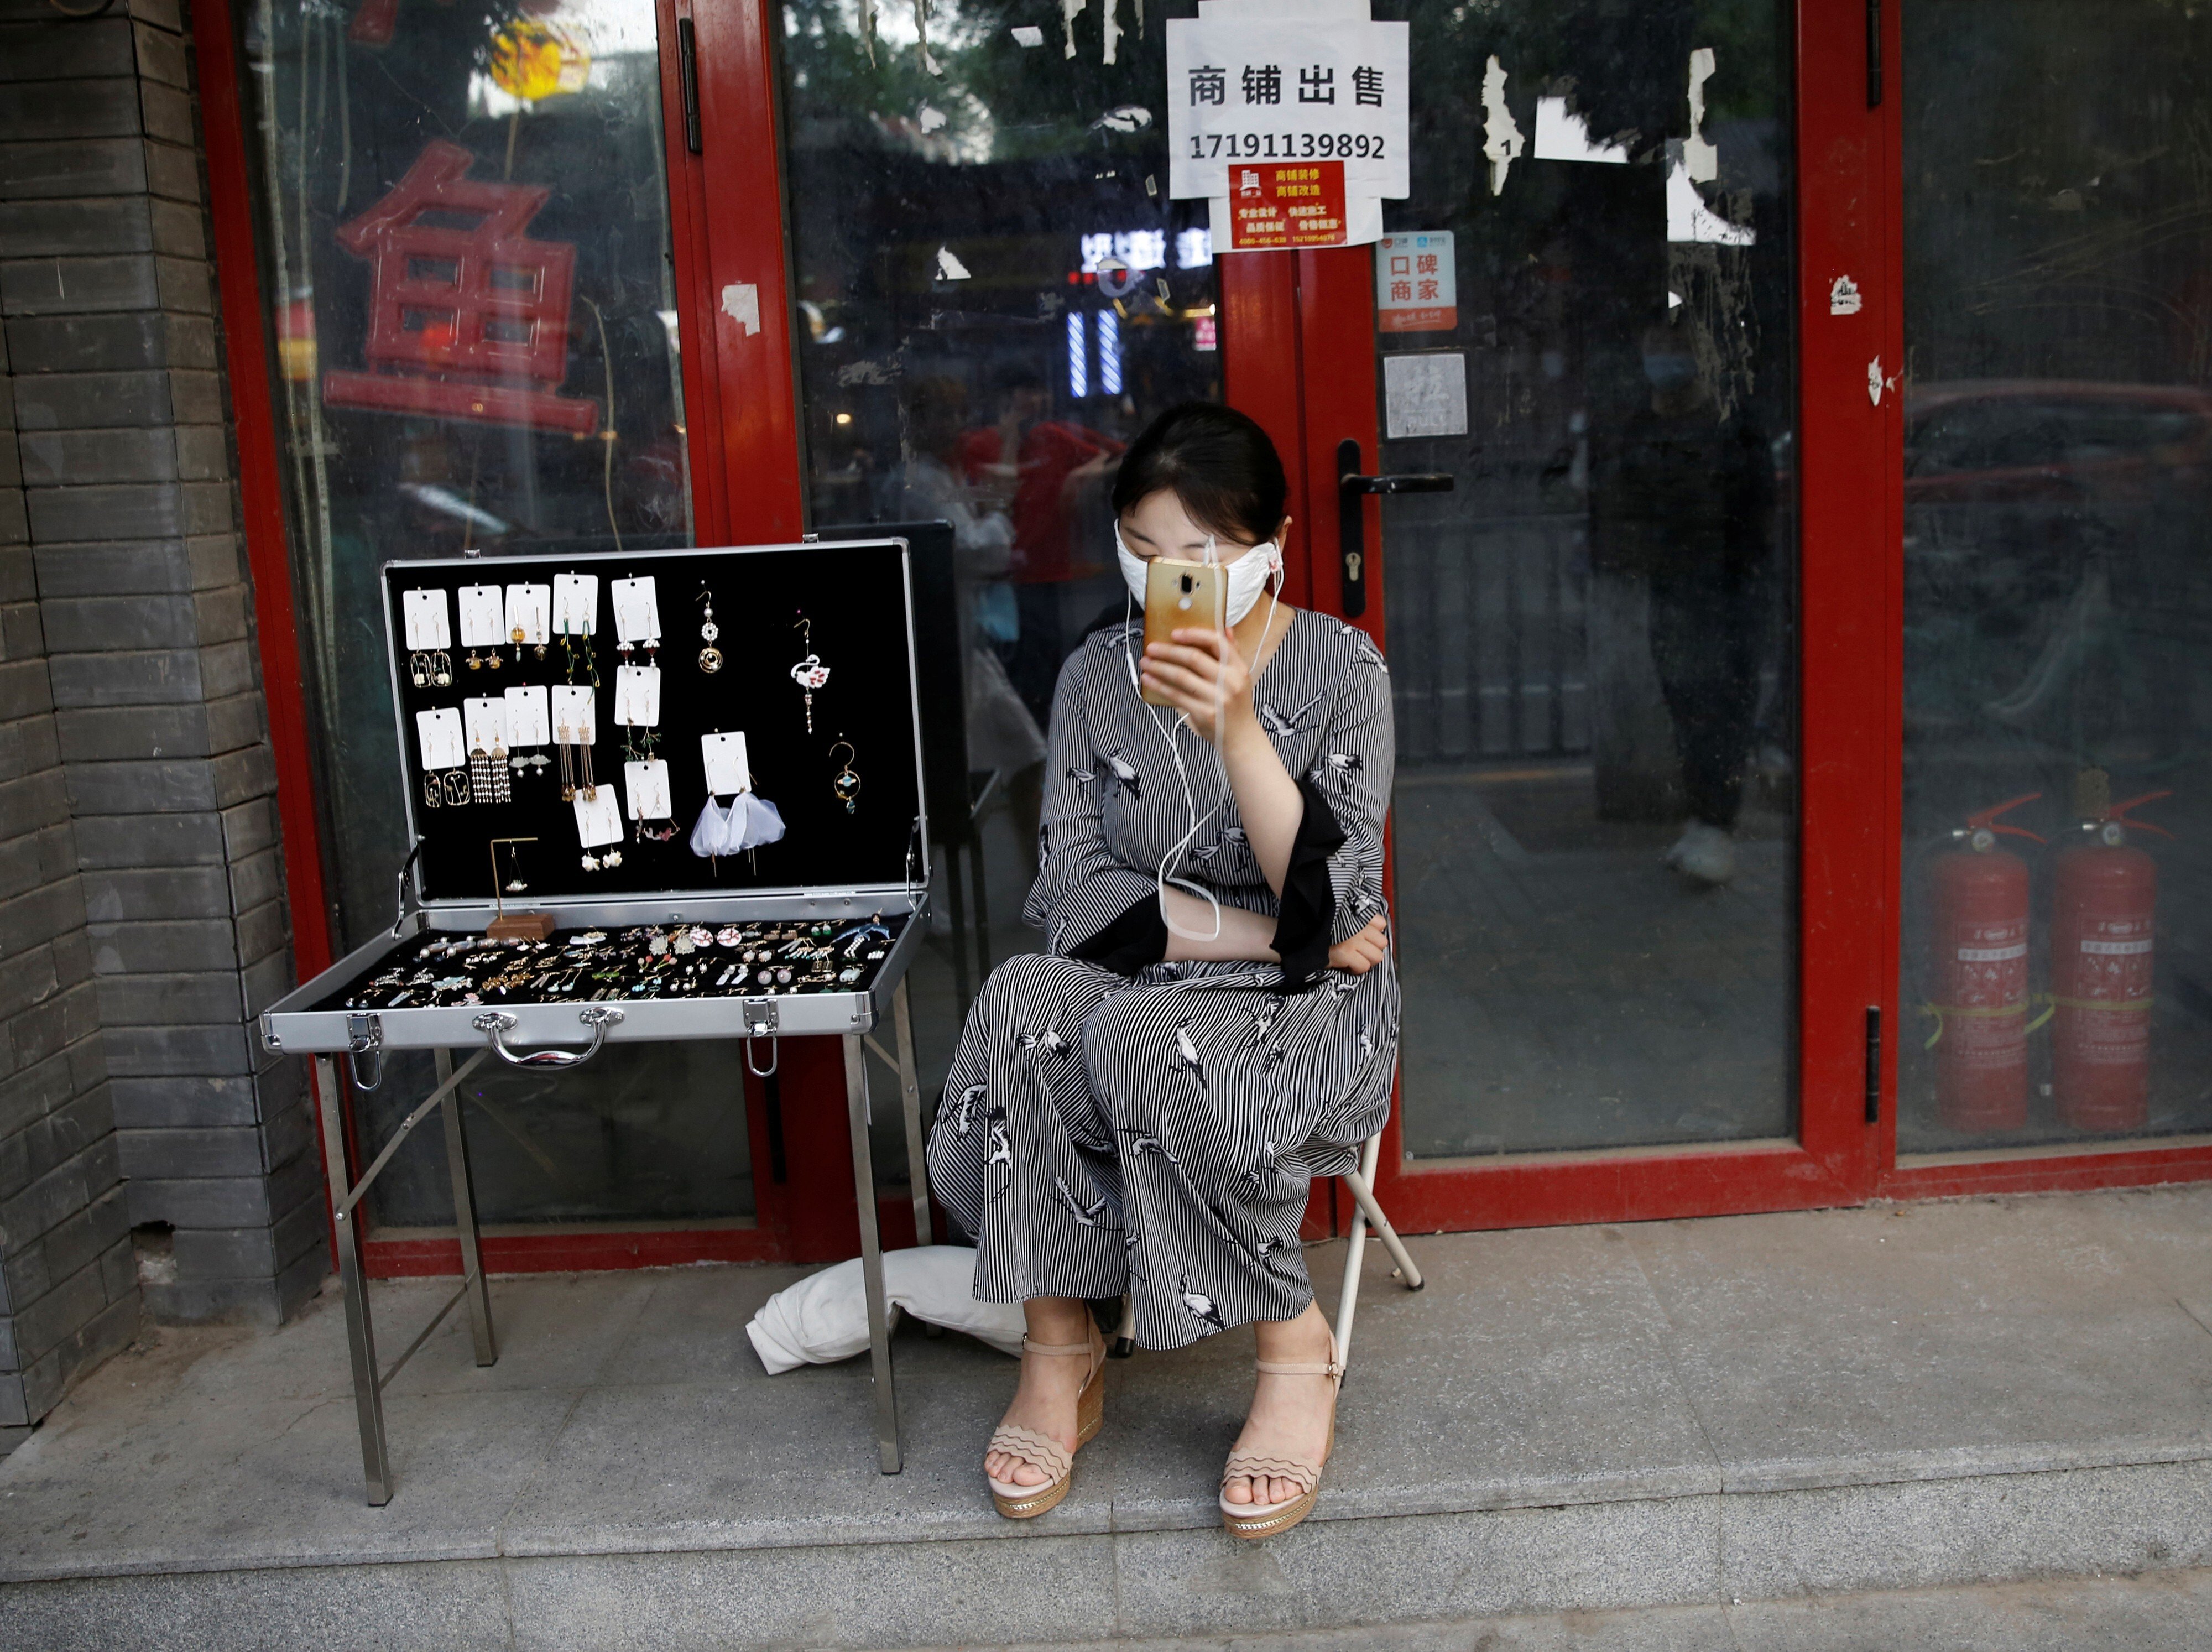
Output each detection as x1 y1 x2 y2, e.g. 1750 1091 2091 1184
1228 161 1349 250
1375 232 1455 333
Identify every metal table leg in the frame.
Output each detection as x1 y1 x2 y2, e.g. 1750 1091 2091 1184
433 1049 497 1366
315 1056 393 1505
843 1033 901 1473
891 978 932 1248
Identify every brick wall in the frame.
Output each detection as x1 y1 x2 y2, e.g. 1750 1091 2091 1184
1 0 321 1368
0 288 137 1443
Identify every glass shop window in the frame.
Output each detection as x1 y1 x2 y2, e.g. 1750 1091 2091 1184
1900 0 2212 1151
240 0 746 1231
777 1 1222 1101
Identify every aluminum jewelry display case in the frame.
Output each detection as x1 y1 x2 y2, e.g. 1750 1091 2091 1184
261 539 939 1503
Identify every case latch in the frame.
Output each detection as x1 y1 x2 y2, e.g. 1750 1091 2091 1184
346 1013 385 1092
742 998 779 1077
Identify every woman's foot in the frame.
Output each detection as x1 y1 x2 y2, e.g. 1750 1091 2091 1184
985 1297 1098 1489
1222 1301 1339 1508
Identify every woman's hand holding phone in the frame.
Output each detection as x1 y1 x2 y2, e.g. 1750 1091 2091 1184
1140 625 1254 746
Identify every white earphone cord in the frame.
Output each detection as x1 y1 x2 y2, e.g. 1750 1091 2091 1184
1119 534 1285 945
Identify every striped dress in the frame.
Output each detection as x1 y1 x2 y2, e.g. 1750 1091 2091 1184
926 608 1399 1352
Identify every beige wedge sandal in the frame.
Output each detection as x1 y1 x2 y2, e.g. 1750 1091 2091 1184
985 1330 1107 1520
1219 1327 1343 1540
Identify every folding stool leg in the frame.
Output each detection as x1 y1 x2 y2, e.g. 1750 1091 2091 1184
1341 1139 1424 1293
1110 1293 1136 1358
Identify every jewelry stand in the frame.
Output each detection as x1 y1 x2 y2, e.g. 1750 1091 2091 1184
261 539 936 1503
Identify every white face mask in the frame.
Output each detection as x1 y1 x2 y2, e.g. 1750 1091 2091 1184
1114 523 1282 624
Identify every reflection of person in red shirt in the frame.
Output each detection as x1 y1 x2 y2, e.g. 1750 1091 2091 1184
958 366 1123 725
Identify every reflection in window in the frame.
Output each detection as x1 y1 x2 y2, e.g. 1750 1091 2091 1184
242 0 733 1228
1901 0 2212 1150
779 2 1221 1122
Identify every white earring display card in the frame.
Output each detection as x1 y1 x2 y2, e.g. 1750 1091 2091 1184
457 585 505 648
503 685 551 747
700 731 751 796
609 576 662 644
572 788 624 848
401 588 452 650
552 572 599 637
613 665 662 727
414 706 464 770
623 759 673 821
504 583 551 648
462 697 507 753
549 685 596 746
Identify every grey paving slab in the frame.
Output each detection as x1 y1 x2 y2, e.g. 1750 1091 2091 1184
1725 1565 2212 1652
0 1559 511 1652
982 1566 2212 1652
1625 1196 2212 1491
1110 1497 1723 1639
378 1267 662 1396
502 1533 1121 1651
1719 1458 2212 1603
2087 1184 2212 1333
499 1318 1107 1554
1109 1228 1719 1534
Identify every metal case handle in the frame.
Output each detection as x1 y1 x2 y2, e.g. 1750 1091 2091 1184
472 1006 625 1069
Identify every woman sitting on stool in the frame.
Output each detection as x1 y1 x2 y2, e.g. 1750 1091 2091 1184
926 402 1397 1540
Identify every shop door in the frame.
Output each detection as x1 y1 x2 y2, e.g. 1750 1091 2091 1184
1271 0 1892 1229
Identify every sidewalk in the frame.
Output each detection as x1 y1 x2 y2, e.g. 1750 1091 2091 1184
1 1185 2208 1649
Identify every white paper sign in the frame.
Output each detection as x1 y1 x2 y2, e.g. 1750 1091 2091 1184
552 572 598 637
573 789 624 848
1383 352 1469 440
1166 18 1408 200
401 588 451 650
700 732 751 796
609 576 662 644
504 684 550 747
504 583 550 647
414 706 464 770
623 759 673 821
549 684 597 746
613 664 661 728
456 585 505 647
1375 232 1457 332
462 696 507 754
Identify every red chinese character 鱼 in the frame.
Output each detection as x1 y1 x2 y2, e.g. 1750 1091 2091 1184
323 140 598 434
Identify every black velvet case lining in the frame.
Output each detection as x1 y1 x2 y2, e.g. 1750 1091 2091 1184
383 542 924 905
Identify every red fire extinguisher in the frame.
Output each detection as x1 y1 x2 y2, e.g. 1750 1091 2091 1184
2051 779 2171 1133
1927 794 2043 1133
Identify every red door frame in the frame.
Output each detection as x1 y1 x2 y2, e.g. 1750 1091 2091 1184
197 0 2212 1278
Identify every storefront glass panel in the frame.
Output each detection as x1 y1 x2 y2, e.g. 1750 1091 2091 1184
239 0 749 1227
1899 0 2212 1151
776 1 1221 1111
1370 1 1801 1156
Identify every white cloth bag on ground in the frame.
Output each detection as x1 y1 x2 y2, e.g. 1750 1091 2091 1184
747 1245 1026 1373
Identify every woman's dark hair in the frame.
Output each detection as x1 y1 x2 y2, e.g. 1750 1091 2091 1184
1110 402 1287 545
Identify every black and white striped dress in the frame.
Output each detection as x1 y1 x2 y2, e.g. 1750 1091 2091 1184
927 608 1399 1352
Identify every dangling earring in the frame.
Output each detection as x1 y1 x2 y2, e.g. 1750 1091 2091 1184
830 739 861 815
790 614 830 733
698 587 722 673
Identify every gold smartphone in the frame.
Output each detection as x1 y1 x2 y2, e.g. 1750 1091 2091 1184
1140 556 1225 707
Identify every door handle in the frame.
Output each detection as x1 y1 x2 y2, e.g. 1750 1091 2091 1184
1335 440 1453 618
677 18 702 154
